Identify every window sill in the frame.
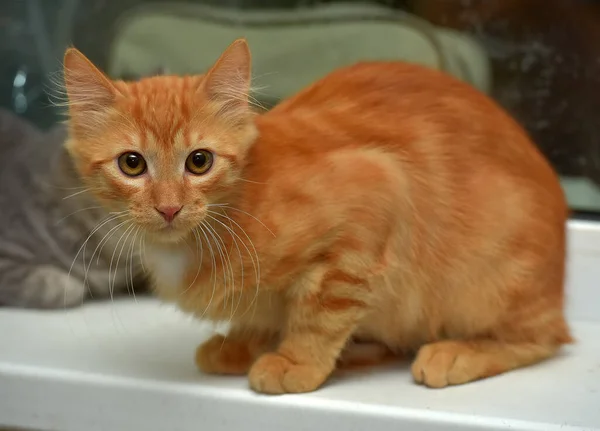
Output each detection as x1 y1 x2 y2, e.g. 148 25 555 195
1 220 599 431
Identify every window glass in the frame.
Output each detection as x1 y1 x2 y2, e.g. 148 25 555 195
2 0 599 213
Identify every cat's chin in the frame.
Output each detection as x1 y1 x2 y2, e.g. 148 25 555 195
145 227 191 245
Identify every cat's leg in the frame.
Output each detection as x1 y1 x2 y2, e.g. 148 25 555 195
0 264 85 309
195 327 276 375
411 334 568 388
248 269 370 394
412 254 572 388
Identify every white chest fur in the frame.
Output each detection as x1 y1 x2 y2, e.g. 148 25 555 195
143 245 190 296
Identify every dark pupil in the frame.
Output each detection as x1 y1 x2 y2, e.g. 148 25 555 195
126 154 139 169
192 152 207 167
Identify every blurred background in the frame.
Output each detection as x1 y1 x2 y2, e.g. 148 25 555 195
3 0 600 214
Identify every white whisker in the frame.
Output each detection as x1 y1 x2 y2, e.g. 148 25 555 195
237 178 266 185
207 210 260 284
107 223 135 301
82 218 130 295
65 212 129 310
180 229 204 296
66 212 129 297
127 226 141 302
204 222 231 312
207 210 261 318
211 220 238 322
139 233 147 274
111 223 136 298
211 204 276 237
196 224 218 320
55 206 102 225
62 188 91 200
206 214 246 320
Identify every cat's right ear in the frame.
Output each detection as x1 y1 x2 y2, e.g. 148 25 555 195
63 48 118 136
202 39 252 117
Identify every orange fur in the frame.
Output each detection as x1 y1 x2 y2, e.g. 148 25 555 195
63 39 572 394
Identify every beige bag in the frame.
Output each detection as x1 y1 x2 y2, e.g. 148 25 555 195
107 2 491 105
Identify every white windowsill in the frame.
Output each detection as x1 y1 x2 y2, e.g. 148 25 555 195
1 219 599 431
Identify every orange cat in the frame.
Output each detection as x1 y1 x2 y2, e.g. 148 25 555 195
63 39 572 394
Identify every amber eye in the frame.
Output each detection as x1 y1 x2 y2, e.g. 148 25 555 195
118 152 146 177
185 150 213 175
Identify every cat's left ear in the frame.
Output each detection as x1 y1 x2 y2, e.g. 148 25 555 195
63 48 119 136
202 39 252 112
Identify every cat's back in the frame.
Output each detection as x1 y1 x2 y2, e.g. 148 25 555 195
249 61 566 273
271 61 483 114
263 61 531 156
256 61 565 212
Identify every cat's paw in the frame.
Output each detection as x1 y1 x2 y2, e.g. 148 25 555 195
248 352 329 394
195 334 254 375
12 265 86 309
411 341 482 388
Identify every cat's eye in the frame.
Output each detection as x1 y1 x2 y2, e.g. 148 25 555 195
118 152 147 177
185 150 213 175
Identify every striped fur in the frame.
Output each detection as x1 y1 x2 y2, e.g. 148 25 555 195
64 39 571 394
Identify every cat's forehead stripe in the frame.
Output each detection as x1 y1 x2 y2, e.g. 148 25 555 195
132 106 189 149
119 76 203 149
140 127 189 151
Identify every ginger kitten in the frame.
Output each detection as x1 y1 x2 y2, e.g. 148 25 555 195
63 39 571 394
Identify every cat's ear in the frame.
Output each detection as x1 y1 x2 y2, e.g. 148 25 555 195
202 39 252 113
63 48 118 136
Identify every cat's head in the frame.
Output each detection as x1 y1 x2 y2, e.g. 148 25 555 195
63 39 257 243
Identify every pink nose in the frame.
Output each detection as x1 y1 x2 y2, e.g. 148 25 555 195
155 205 182 223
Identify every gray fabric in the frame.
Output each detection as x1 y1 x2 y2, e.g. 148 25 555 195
0 109 145 308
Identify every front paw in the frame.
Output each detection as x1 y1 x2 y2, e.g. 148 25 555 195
195 334 253 375
411 341 482 388
248 352 329 394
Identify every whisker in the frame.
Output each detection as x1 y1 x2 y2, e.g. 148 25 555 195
62 188 91 200
223 213 245 320
207 210 260 285
127 226 141 302
82 219 130 294
237 178 266 185
196 228 204 277
195 224 218 320
55 206 102 225
95 215 130 265
111 223 136 298
210 220 238 322
181 229 204 296
204 222 231 312
107 223 135 301
80 212 128 295
139 233 148 274
207 210 261 318
84 217 126 272
67 212 128 281
210 205 276 237
206 214 246 320
66 212 128 308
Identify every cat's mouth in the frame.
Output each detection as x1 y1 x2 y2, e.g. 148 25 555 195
135 212 203 244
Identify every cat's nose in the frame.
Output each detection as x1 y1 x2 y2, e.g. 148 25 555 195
155 205 182 223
